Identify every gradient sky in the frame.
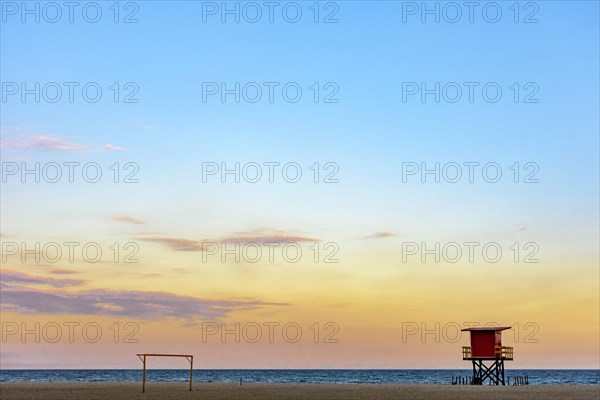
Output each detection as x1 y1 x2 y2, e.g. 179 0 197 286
1 1 599 369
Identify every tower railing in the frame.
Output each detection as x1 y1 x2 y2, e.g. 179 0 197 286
462 346 472 359
462 346 513 360
494 346 514 360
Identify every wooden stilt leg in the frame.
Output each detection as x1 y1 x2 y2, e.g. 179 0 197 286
142 355 146 393
189 356 193 391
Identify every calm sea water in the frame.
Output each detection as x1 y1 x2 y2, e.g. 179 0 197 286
0 370 598 385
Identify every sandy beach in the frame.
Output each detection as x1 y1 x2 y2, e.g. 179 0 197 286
0 382 598 400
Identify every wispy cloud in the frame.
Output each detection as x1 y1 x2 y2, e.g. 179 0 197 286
138 237 206 251
114 215 145 225
1 134 127 153
221 234 318 245
138 229 319 252
362 232 397 240
104 144 129 151
48 269 79 275
0 272 287 319
1 135 90 152
0 269 85 288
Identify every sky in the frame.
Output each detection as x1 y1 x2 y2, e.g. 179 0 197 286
0 0 599 369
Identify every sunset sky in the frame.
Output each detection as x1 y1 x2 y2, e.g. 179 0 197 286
1 1 598 369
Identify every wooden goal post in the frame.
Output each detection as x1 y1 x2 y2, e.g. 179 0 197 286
136 353 193 393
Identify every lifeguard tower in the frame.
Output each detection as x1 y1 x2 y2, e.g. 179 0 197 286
461 327 513 385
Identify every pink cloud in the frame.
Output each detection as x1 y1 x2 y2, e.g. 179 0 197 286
1 134 127 153
1 135 90 152
0 269 85 288
114 215 145 225
137 237 206 251
362 232 397 240
138 229 319 252
48 269 79 275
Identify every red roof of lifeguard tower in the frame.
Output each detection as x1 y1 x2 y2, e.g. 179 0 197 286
461 327 511 332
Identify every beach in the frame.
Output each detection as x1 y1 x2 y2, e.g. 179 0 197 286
1 382 598 400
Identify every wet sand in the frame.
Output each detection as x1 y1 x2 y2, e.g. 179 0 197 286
1 382 598 400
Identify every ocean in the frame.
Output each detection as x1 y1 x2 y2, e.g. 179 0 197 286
0 369 598 385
